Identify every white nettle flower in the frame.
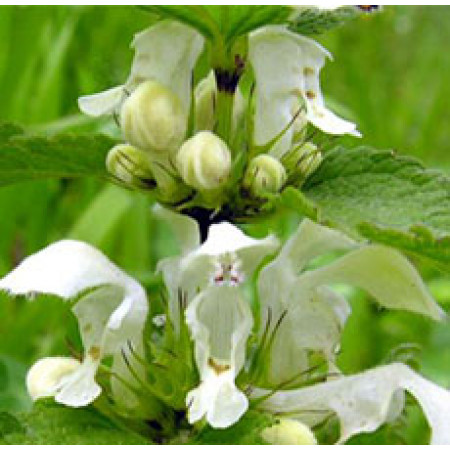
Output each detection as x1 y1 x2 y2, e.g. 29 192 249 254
249 25 361 158
153 206 279 427
256 362 450 445
78 21 204 124
258 219 444 385
0 240 148 408
185 285 253 428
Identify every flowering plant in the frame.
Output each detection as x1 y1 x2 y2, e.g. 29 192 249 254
0 5 449 445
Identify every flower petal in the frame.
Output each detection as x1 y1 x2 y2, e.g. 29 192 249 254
128 21 204 114
297 244 444 320
185 285 253 428
0 240 148 407
153 205 200 254
256 363 450 444
249 26 360 158
186 222 279 284
77 85 126 117
249 26 304 158
298 36 361 137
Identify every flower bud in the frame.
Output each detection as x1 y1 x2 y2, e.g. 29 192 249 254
120 80 186 153
261 419 317 445
26 356 81 401
106 144 155 189
176 131 231 191
243 154 287 197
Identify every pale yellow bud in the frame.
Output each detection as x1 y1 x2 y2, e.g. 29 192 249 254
120 80 186 153
243 154 287 197
106 144 155 189
176 131 231 191
261 419 317 445
26 357 81 401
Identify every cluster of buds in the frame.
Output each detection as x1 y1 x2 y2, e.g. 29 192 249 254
79 20 360 217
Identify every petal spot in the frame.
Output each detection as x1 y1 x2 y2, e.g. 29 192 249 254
88 346 101 361
208 357 230 375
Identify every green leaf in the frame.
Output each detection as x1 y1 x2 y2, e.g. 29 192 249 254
277 186 319 221
288 6 360 36
0 400 150 444
0 123 114 187
141 6 290 46
0 356 32 413
205 6 290 44
140 6 219 41
189 410 276 444
69 185 134 247
301 146 450 265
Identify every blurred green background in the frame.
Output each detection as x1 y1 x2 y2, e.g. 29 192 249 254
0 6 448 443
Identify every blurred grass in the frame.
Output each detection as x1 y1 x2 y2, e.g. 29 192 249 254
0 6 448 442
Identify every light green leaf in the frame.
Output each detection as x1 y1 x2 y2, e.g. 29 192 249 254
0 123 114 187
0 399 149 444
288 6 361 36
189 410 276 445
302 146 450 265
69 185 134 247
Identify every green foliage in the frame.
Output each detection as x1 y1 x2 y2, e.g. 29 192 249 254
0 399 150 444
0 356 31 413
302 146 450 265
0 123 114 187
189 410 275 444
205 6 290 44
141 6 290 45
288 7 362 36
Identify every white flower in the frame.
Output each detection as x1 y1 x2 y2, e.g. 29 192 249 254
78 21 204 120
257 219 444 385
185 285 253 428
249 25 361 158
0 240 148 409
154 206 279 427
255 362 450 445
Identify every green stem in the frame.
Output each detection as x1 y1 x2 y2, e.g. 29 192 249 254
215 89 234 145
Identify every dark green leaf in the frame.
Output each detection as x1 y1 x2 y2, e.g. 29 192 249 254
190 410 276 444
301 146 450 265
0 400 150 444
0 123 114 187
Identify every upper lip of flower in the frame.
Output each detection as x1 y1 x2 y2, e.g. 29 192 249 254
0 239 148 408
248 25 361 158
77 21 204 119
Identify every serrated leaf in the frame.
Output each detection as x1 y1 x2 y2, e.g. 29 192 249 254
189 410 276 445
301 146 450 265
0 122 114 187
0 399 150 444
288 6 360 36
